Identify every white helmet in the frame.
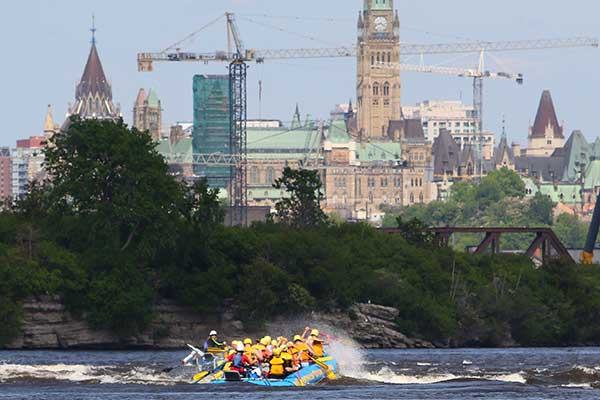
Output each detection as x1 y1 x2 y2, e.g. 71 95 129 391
236 343 244 352
209 330 217 336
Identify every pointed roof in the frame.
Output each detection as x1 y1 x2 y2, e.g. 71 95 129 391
81 43 107 86
432 129 461 176
135 88 147 106
291 104 301 129
494 136 514 165
44 104 57 133
146 88 160 107
531 90 563 139
561 130 591 181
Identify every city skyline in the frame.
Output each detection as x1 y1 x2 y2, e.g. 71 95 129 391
1 0 598 148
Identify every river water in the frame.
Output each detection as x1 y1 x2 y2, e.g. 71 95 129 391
1 347 600 399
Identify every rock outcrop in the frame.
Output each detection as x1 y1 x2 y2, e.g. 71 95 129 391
315 303 435 349
3 298 433 350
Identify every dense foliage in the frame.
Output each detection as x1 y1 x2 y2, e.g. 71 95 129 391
2 120 600 349
383 168 592 250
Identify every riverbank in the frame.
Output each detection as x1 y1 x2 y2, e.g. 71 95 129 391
2 296 433 350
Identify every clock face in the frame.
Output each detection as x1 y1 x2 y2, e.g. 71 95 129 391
374 17 388 32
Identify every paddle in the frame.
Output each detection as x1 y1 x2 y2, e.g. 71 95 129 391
307 354 337 380
162 345 203 373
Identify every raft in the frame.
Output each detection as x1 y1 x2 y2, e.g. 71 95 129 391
209 356 338 387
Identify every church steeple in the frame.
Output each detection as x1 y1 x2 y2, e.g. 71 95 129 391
291 104 301 129
44 104 58 137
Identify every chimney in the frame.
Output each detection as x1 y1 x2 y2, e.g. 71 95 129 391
511 142 521 157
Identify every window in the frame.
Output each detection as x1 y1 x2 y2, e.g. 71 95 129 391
410 193 415 203
371 53 374 65
250 166 260 184
266 167 275 184
419 192 424 203
387 52 391 63
419 178 423 187
368 192 374 203
376 52 380 63
373 82 380 96
383 82 390 96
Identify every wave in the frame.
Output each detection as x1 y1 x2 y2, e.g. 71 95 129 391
0 363 188 386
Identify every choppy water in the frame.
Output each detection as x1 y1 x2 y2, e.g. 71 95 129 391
2 347 600 399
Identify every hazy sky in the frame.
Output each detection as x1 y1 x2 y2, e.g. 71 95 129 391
1 0 598 148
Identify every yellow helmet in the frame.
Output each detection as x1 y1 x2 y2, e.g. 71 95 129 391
271 340 278 347
293 335 302 342
231 340 239 346
243 338 252 345
264 336 272 343
260 337 270 346
311 329 320 337
273 348 282 356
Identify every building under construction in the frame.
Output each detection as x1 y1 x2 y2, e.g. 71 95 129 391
192 74 231 188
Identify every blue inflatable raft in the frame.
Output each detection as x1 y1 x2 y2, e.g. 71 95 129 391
209 356 338 387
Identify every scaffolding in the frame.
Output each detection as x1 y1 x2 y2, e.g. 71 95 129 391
192 75 231 188
229 59 248 226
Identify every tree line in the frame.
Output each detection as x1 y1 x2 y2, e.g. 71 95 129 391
1 118 600 348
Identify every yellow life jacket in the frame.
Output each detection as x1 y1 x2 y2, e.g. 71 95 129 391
312 338 324 357
269 356 285 376
294 343 310 362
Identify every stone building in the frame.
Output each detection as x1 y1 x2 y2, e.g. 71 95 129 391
356 0 402 140
133 88 163 140
402 99 494 159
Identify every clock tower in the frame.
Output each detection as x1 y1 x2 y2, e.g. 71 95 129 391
357 0 401 141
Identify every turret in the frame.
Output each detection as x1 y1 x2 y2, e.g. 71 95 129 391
357 11 364 39
394 10 400 37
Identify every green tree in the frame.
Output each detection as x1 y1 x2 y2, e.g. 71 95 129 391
43 117 186 258
554 213 588 248
273 167 327 228
527 192 554 225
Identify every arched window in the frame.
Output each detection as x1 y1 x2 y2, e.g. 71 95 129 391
373 82 379 96
419 178 423 187
387 52 391 63
419 192 424 203
250 166 260 184
266 167 275 185
467 162 474 176
371 53 374 65
410 193 415 203
376 52 380 63
383 82 390 96
368 192 374 203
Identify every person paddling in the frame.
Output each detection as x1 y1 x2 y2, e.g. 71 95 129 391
203 330 226 353
228 343 251 376
303 327 327 358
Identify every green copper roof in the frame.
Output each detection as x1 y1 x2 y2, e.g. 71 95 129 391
327 120 351 144
146 88 160 107
156 137 193 163
562 130 591 182
585 160 600 190
538 184 582 204
247 125 320 161
356 141 402 162
366 0 392 10
521 176 540 196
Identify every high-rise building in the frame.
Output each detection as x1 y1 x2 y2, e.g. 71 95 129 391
11 136 45 199
65 30 120 124
133 88 163 140
0 147 11 201
526 90 565 156
193 75 231 188
356 0 401 140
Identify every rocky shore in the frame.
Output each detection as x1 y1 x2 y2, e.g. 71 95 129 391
2 296 433 350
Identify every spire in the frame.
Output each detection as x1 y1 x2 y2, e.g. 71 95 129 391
501 114 507 140
291 104 301 129
80 41 107 85
44 104 57 134
146 88 160 107
91 14 97 45
531 90 563 139
135 88 147 106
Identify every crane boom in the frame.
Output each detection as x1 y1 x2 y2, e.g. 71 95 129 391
373 61 524 82
138 37 598 71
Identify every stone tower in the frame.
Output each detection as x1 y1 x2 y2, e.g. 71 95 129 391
526 90 565 156
357 0 401 141
133 88 162 140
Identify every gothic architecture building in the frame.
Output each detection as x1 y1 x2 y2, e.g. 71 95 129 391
357 0 401 140
525 90 564 156
65 34 120 123
133 88 163 140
